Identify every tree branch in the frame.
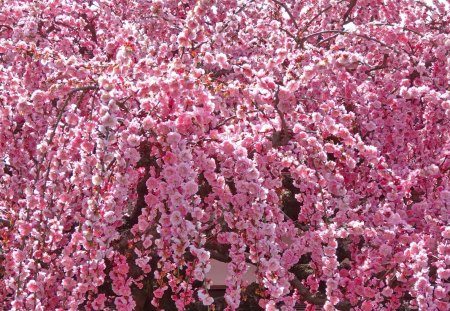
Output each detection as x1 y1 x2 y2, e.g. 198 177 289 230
271 0 299 29
47 85 98 144
301 4 334 33
365 54 389 74
342 0 357 24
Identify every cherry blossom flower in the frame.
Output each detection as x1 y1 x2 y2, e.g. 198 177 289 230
170 211 183 226
26 280 39 293
184 180 198 196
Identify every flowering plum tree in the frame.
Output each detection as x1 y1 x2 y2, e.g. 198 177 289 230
1 0 450 310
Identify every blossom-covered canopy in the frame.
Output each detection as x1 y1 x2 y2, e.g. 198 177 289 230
0 0 449 310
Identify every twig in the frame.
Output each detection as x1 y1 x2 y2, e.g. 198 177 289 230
301 4 334 33
219 0 254 33
272 0 299 29
105 157 116 173
354 33 399 53
273 86 288 132
301 29 400 53
212 115 237 130
0 218 10 228
271 86 293 148
212 110 259 130
291 278 327 305
80 13 98 44
42 85 98 194
279 27 300 43
317 34 339 46
342 0 357 24
47 85 98 144
365 54 389 74
371 22 424 37
301 30 346 44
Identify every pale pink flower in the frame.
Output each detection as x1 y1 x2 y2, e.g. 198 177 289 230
228 232 239 244
382 287 393 297
12 250 25 262
170 211 183 226
62 277 76 290
265 300 277 311
92 175 102 186
196 249 210 263
127 134 140 147
440 191 450 204
26 280 39 292
193 268 204 281
379 244 392 256
65 113 78 126
101 113 118 127
361 301 373 311
223 140 235 154
286 80 300 92
154 287 167 299
202 296 214 306
143 235 153 248
204 52 214 64
437 268 450 279
184 180 198 196
216 53 228 68
92 294 107 310
18 222 32 236
104 210 116 223
267 258 280 272
143 116 154 130
166 132 181 145
442 226 450 239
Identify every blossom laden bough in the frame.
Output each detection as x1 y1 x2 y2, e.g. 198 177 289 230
0 0 449 310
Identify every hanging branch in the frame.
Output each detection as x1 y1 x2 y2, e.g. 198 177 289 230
47 85 98 144
342 0 358 24
271 86 293 148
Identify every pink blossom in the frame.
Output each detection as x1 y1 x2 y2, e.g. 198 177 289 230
196 249 210 263
127 134 140 147
115 296 136 311
184 180 198 196
193 268 204 281
166 132 181 145
382 287 393 297
101 113 118 127
92 294 107 310
17 222 32 236
440 191 450 204
154 287 167 299
265 300 277 311
65 113 79 126
26 280 39 292
143 235 153 248
216 53 229 68
361 301 373 311
442 227 450 239
202 296 214 306
12 250 26 262
267 258 280 272
379 244 392 256
437 268 450 279
170 211 183 226
92 175 102 186
104 210 116 223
